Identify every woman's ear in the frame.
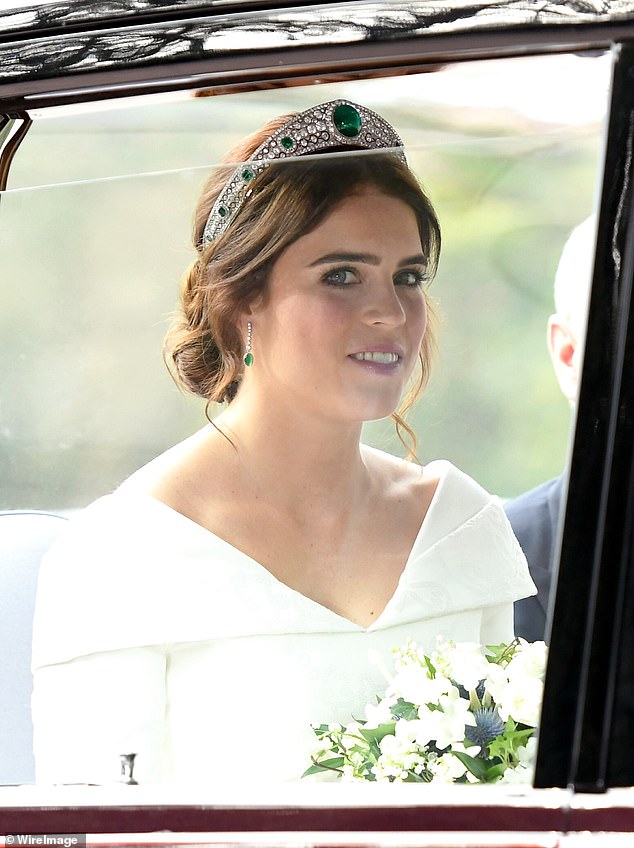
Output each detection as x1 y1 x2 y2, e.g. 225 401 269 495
245 287 268 317
547 313 580 405
237 302 256 329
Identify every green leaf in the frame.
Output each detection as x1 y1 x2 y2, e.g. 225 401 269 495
311 723 331 737
483 762 508 781
403 770 433 783
484 639 519 666
301 756 345 778
359 722 396 744
302 763 328 778
485 726 535 770
451 751 510 784
391 699 419 721
451 750 491 781
424 655 437 678
368 739 381 759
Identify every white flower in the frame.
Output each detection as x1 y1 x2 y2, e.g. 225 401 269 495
506 640 548 684
392 640 426 670
482 641 546 727
364 697 396 728
517 735 538 769
429 751 468 783
497 676 543 726
306 638 546 787
338 721 365 752
416 689 475 750
341 764 367 783
347 749 366 769
483 662 510 704
371 733 422 782
394 718 421 744
443 642 491 691
498 763 534 784
389 665 452 706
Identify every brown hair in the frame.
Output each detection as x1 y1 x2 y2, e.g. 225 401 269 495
164 110 441 456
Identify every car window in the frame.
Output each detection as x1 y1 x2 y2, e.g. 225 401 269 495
0 48 613 799
1 51 609 512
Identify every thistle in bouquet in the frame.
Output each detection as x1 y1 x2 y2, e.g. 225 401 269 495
304 637 547 784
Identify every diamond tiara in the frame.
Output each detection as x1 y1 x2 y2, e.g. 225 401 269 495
201 99 406 245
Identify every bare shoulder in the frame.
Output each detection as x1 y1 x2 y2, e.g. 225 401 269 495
361 444 442 505
118 426 227 511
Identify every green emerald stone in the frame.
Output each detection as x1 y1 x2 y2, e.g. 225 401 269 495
333 103 361 137
244 352 254 367
280 136 294 150
218 206 228 218
241 167 254 181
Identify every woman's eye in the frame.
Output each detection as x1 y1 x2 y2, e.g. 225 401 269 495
322 268 359 287
395 269 427 287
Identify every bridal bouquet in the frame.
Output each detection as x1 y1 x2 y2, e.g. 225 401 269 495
304 638 547 784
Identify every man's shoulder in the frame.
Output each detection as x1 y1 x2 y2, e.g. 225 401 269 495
505 476 563 522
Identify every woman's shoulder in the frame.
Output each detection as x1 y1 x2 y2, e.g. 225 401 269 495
362 448 493 509
36 429 225 620
364 449 522 553
118 426 214 496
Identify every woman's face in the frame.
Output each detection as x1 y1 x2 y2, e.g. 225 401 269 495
247 186 429 424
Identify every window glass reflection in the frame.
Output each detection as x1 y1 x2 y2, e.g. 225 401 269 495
0 52 609 789
2 53 609 511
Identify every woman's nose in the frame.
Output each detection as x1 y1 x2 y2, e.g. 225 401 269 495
362 280 407 326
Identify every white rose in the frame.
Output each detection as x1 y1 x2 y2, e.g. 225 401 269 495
415 690 474 751
389 665 452 706
506 640 548 682
444 642 491 691
497 676 544 726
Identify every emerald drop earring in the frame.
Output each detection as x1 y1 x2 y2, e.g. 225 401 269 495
243 321 254 367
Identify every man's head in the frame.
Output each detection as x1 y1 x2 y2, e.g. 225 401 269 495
548 215 596 404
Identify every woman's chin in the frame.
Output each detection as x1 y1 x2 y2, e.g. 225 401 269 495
351 394 406 424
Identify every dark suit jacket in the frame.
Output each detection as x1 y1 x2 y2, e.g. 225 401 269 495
504 475 564 643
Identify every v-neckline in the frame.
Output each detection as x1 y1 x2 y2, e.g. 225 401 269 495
131 460 450 633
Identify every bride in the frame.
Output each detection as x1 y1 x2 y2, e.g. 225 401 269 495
31 100 535 786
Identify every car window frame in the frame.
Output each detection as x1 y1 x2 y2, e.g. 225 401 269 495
2 0 634 836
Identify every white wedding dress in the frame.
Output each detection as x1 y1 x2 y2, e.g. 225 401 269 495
31 460 535 786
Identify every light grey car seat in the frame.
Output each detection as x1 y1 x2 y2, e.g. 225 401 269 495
0 510 68 784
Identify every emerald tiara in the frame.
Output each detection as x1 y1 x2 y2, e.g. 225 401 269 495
201 99 406 245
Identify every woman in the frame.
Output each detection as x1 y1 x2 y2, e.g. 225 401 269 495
31 100 535 786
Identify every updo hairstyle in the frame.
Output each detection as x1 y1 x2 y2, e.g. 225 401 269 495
165 111 441 449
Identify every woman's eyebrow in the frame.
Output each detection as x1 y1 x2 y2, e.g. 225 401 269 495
309 252 427 267
309 252 380 266
398 254 427 268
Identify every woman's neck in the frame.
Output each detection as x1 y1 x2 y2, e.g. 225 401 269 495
214 392 371 518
